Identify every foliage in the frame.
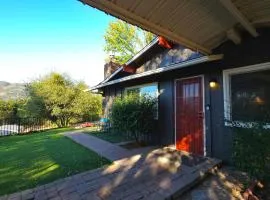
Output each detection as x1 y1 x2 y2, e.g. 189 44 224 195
0 128 110 195
25 73 102 127
85 127 131 143
110 93 156 143
0 98 27 120
231 121 270 181
104 19 155 64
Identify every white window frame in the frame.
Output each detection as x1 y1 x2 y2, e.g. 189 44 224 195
125 82 159 119
223 62 270 126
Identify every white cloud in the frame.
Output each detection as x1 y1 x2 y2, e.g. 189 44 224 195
0 51 105 87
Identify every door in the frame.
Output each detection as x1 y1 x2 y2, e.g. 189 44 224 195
175 76 204 155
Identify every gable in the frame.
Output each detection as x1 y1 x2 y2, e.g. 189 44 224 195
135 44 202 74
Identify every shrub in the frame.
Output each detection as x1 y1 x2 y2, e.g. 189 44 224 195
110 93 157 143
231 121 270 181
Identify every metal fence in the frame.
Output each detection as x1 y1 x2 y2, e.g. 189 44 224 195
0 118 55 137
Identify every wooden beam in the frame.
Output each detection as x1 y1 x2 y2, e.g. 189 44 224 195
145 0 167 20
219 0 258 37
227 28 241 44
79 0 212 54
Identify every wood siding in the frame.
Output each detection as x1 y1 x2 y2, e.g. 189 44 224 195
136 44 201 73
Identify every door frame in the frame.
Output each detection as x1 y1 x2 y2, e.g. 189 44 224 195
174 75 206 156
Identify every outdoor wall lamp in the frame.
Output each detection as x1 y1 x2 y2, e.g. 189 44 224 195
209 79 218 89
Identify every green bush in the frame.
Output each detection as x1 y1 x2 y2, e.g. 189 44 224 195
110 93 157 143
232 122 270 181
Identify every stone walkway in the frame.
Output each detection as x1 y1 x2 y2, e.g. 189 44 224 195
64 131 134 162
0 147 221 200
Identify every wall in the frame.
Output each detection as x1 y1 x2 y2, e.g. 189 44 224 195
103 86 122 118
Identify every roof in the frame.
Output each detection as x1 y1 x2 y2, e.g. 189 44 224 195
100 37 159 85
91 54 223 90
80 0 268 54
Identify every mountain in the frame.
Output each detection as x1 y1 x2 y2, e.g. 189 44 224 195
0 81 27 100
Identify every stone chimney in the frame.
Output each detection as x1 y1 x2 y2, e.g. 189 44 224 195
104 55 120 79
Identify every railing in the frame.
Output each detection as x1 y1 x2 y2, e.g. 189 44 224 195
0 118 55 137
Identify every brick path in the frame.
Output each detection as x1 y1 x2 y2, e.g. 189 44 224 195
0 146 221 200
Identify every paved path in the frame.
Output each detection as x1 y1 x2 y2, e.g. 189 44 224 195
64 131 134 162
0 147 221 200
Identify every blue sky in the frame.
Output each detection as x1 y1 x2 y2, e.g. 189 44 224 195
0 0 115 86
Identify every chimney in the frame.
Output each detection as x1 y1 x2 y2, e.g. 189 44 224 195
104 55 120 79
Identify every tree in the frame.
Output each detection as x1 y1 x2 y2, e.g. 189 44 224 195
26 73 102 127
104 20 155 64
0 98 26 120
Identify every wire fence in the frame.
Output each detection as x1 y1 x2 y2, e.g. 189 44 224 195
0 118 56 137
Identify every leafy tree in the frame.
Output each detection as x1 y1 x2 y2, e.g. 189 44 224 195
26 73 102 127
0 98 26 120
104 20 155 64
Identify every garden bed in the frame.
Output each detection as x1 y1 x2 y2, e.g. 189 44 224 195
84 127 132 143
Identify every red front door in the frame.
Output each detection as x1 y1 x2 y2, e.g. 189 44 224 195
175 77 204 155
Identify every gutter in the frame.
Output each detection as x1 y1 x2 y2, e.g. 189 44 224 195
90 54 223 90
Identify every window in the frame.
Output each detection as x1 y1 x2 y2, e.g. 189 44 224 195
126 83 159 118
224 63 270 123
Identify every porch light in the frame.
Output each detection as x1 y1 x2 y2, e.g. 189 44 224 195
209 79 218 88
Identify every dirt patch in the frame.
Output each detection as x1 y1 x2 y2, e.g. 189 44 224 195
255 182 270 200
178 166 252 200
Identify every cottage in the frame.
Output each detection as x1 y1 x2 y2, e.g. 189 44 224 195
86 1 270 163
91 29 270 163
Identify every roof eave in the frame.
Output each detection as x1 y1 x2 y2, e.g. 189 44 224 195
90 54 223 90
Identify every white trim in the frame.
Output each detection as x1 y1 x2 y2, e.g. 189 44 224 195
223 62 270 122
125 82 158 91
91 54 223 90
126 37 158 65
174 75 206 156
219 0 258 37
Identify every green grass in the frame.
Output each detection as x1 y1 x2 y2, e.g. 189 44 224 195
84 127 132 143
0 128 110 196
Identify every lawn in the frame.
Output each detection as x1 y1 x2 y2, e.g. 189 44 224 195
84 127 132 143
0 128 110 196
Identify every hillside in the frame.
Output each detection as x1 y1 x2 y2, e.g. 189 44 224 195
0 81 27 100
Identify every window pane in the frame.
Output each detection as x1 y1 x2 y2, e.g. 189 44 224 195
127 88 140 95
126 84 158 119
231 70 270 121
140 85 158 98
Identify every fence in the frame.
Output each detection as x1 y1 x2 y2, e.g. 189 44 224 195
0 118 55 137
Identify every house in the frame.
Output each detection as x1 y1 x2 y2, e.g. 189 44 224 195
86 1 270 163
92 30 270 163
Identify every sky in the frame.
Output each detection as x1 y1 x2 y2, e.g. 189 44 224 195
0 0 115 87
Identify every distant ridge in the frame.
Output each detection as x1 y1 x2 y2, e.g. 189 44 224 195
0 81 27 100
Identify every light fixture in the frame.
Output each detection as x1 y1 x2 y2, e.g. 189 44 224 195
209 79 218 88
